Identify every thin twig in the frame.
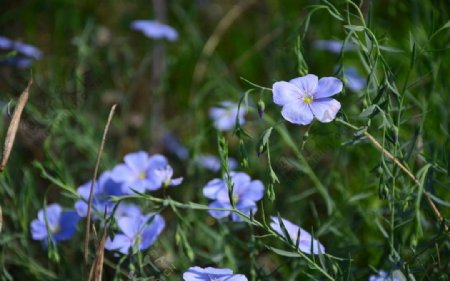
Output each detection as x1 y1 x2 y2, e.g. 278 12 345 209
83 104 117 274
0 78 32 172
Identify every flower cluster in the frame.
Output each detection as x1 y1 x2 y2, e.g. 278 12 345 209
203 172 264 222
111 151 182 194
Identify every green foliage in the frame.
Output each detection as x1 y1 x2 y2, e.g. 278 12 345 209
0 0 449 280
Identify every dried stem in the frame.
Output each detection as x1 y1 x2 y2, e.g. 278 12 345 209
0 78 32 172
83 104 117 275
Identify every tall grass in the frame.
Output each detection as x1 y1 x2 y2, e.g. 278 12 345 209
0 0 449 280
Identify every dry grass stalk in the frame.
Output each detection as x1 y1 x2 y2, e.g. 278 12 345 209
0 78 33 172
83 104 117 278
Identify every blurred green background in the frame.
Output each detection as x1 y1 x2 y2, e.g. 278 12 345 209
0 0 449 280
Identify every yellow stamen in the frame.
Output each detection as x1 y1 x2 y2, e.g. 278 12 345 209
303 96 313 104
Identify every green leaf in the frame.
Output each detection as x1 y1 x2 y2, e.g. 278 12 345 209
267 246 302 258
256 127 273 156
344 25 365 32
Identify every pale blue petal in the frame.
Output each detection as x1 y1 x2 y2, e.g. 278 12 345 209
298 230 326 255
203 178 226 199
118 217 140 238
38 204 62 228
344 67 365 92
75 200 88 217
208 201 231 219
239 180 264 201
272 81 300 106
170 177 183 186
232 200 257 222
313 77 343 99
289 74 318 96
115 203 142 219
131 20 178 41
105 234 132 254
309 98 341 123
281 103 314 125
139 214 165 250
53 211 80 241
124 151 150 174
111 164 135 183
30 220 48 240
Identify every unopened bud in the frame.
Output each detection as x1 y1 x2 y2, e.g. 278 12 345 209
257 99 265 118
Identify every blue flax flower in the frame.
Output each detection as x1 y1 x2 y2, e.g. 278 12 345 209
114 203 142 219
272 74 343 125
343 67 366 92
369 270 400 281
30 203 80 246
203 172 264 222
209 101 245 131
105 213 165 254
75 171 125 218
314 39 356 53
270 217 325 255
111 151 177 194
131 20 178 41
183 266 248 281
197 154 238 172
0 36 43 68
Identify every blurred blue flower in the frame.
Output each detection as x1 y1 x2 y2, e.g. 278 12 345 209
111 151 173 194
203 172 264 222
209 101 245 131
75 171 125 218
163 133 189 160
270 216 325 255
343 67 366 92
0 36 43 69
154 165 183 187
131 20 178 41
197 154 238 172
314 39 356 53
272 74 343 125
369 270 400 281
105 213 165 254
30 203 80 246
114 203 142 219
183 266 248 281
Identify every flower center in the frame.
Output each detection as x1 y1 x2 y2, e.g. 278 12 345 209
232 195 239 205
138 171 146 179
303 95 313 104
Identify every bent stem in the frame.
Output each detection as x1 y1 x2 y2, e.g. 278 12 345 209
264 115 334 215
335 118 450 239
